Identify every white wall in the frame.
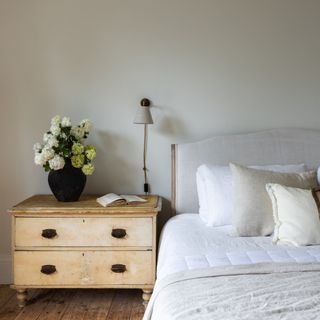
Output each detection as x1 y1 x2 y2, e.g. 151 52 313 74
1 0 320 283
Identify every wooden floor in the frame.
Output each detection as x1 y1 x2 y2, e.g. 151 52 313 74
0 286 145 320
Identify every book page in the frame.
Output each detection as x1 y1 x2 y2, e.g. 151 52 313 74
97 193 126 207
121 195 147 203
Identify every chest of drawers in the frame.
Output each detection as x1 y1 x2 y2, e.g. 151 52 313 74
9 195 161 308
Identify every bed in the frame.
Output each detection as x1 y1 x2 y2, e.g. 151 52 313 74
144 129 320 320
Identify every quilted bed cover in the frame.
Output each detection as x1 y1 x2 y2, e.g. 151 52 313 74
146 214 320 319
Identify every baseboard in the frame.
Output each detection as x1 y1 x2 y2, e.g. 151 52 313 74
0 254 12 284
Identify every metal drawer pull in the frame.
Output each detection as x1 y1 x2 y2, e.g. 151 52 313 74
111 228 126 239
41 265 57 275
41 229 57 239
111 264 126 273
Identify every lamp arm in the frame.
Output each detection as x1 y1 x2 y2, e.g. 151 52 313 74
143 124 149 194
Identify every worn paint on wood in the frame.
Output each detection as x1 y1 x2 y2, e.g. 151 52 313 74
10 195 160 307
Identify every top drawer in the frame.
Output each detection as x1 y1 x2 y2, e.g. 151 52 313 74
15 217 153 247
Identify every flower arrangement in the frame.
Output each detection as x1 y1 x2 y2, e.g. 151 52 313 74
34 115 96 175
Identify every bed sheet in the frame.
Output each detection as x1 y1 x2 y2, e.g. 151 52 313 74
157 213 320 280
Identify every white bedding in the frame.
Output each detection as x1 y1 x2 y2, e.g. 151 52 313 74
157 213 320 280
145 263 320 320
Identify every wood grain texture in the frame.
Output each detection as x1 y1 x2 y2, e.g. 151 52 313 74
58 289 111 320
14 290 55 320
15 217 152 247
0 286 144 320
81 289 114 320
0 288 40 320
14 251 153 286
10 195 160 308
0 285 15 309
9 195 160 215
33 289 75 320
129 291 146 320
107 290 135 320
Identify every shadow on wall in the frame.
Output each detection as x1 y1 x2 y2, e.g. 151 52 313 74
85 129 138 194
85 104 187 233
152 104 188 138
157 198 172 238
150 104 188 232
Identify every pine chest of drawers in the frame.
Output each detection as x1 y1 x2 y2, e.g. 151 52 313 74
9 195 161 307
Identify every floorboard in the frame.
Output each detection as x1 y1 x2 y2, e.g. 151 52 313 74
107 290 136 320
0 289 39 320
0 286 15 309
36 289 75 320
0 287 145 320
129 291 145 320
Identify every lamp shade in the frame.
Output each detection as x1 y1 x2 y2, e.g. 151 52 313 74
133 106 153 124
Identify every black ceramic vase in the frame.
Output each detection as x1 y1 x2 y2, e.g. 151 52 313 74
48 160 86 202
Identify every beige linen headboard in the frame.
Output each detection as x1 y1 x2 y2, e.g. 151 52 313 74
171 128 320 215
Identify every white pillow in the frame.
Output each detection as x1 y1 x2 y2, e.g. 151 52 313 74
196 172 210 224
266 183 320 246
197 163 307 226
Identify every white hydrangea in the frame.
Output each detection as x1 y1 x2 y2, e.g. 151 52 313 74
60 132 67 139
46 136 59 148
61 117 71 127
34 153 45 165
49 155 65 170
51 115 61 126
71 126 85 140
80 119 92 132
33 143 42 152
41 147 55 162
43 132 53 143
50 124 61 136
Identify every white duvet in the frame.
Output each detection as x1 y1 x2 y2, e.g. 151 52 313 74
157 214 320 280
146 215 320 320
145 263 320 320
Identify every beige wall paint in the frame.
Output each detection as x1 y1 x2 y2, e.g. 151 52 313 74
1 0 320 271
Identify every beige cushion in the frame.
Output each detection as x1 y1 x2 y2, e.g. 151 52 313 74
230 163 317 236
266 184 320 246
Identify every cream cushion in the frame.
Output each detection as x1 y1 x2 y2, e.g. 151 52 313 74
230 163 317 236
266 184 320 246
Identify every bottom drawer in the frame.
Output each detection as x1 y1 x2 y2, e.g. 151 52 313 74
14 251 153 286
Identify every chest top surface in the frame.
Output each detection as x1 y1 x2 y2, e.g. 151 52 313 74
9 195 161 216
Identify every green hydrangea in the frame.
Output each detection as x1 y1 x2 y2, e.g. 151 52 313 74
85 145 96 160
82 163 95 175
72 143 84 155
85 144 95 151
71 154 85 168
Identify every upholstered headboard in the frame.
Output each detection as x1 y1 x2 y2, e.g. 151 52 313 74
171 128 320 215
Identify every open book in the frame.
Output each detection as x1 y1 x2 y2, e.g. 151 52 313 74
96 193 147 207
